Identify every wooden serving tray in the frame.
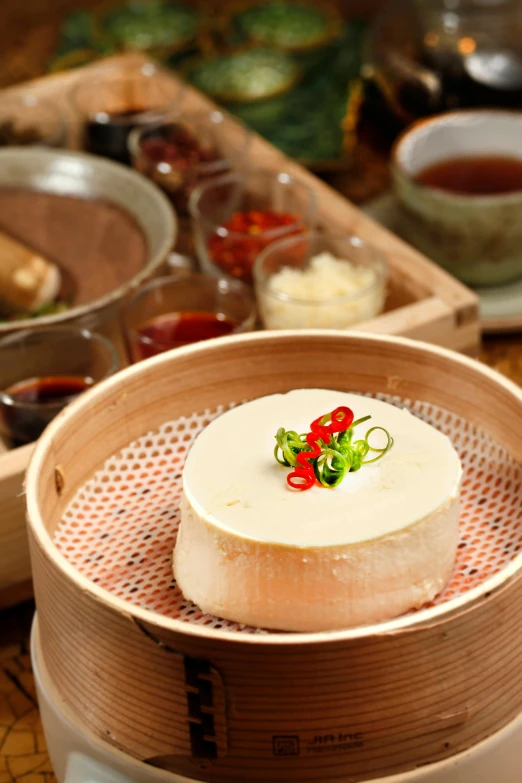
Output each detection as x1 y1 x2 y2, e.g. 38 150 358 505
0 52 480 608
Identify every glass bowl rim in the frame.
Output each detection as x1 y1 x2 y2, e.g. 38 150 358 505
70 61 185 124
0 327 119 410
188 169 317 240
0 93 67 146
122 271 257 346
127 109 251 175
253 230 388 306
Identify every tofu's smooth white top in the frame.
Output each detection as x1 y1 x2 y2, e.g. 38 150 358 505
183 389 462 548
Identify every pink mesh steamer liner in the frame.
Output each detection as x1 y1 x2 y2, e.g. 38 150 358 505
54 394 522 635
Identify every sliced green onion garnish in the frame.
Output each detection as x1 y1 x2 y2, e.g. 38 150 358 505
274 409 393 490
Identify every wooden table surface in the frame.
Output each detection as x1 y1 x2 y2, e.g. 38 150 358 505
0 1 521 780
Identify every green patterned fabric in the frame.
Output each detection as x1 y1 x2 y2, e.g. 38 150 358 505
188 48 298 102
104 0 198 51
227 22 365 162
233 2 331 49
49 2 366 166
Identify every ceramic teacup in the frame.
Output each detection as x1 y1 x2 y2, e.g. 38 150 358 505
392 110 522 287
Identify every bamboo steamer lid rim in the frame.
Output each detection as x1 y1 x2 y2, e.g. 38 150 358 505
25 329 522 645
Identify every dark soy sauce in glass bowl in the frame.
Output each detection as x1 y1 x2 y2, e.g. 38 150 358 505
83 108 149 165
72 63 184 164
1 375 93 445
0 328 118 446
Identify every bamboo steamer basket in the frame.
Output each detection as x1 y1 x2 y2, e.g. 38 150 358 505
25 331 522 783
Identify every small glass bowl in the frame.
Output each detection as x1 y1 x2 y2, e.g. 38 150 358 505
254 231 388 330
0 94 66 148
188 169 316 284
71 61 185 164
122 273 257 363
128 110 251 216
0 327 119 446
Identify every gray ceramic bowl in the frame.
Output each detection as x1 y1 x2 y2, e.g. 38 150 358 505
0 147 176 334
392 110 522 287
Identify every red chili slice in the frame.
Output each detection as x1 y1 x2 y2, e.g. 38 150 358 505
287 406 354 491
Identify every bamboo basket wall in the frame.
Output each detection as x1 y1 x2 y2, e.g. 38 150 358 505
26 331 522 782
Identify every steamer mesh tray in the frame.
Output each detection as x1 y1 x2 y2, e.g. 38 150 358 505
54 394 522 635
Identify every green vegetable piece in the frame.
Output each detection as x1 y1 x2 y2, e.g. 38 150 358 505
274 408 393 490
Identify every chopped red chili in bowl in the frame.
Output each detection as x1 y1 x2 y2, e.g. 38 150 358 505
207 209 305 282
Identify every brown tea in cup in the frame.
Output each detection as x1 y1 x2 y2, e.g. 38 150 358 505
392 110 522 286
416 155 522 196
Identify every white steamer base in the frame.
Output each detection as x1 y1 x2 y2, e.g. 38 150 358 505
31 616 522 783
